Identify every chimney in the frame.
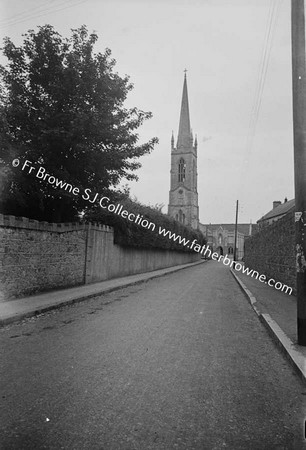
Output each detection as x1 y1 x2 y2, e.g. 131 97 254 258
273 201 281 209
284 197 288 203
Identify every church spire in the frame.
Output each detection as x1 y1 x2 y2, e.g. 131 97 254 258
168 72 199 229
177 71 192 149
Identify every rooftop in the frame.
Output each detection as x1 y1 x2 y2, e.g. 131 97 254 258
258 199 295 223
200 223 258 235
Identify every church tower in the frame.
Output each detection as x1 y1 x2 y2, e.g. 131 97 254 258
168 72 199 229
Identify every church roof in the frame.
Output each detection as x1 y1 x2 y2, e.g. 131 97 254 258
257 199 295 222
201 223 258 235
177 73 192 148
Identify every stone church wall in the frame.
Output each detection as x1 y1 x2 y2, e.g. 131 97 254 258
0 214 200 301
244 211 296 293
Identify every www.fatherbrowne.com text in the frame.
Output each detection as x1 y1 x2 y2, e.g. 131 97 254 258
12 159 293 296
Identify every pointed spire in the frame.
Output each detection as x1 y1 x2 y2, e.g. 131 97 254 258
171 130 174 149
177 71 192 148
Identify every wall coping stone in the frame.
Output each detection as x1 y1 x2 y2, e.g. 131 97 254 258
0 214 113 233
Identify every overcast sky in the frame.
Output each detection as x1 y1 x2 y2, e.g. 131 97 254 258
0 0 295 224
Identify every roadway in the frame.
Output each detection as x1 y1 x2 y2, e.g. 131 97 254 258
0 261 305 449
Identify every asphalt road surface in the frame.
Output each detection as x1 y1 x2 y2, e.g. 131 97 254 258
1 261 305 449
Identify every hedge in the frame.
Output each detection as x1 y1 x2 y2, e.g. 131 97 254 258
85 197 206 253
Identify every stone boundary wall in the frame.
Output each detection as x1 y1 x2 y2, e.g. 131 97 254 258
244 211 296 293
0 214 199 301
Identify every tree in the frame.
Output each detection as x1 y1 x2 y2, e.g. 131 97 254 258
0 25 158 222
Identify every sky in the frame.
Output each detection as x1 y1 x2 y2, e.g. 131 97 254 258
0 0 295 224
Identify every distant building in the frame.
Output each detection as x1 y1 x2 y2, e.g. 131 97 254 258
199 223 257 260
257 198 295 228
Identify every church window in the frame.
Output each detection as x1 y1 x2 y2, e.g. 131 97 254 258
178 209 184 223
178 158 186 183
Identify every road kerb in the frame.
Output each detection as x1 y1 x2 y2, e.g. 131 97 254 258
230 269 306 385
230 269 261 316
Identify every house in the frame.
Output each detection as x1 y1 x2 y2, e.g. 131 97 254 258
257 198 295 229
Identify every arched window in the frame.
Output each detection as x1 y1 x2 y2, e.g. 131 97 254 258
178 209 184 223
178 158 186 183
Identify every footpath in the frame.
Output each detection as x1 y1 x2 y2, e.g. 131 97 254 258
231 269 306 384
0 259 205 326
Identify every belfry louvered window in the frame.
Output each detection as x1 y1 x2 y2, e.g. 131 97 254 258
178 158 186 183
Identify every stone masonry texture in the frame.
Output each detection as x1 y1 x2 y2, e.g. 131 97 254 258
244 211 296 294
0 217 87 301
0 215 200 301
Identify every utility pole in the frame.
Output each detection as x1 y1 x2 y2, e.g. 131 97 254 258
233 200 239 270
292 0 306 345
